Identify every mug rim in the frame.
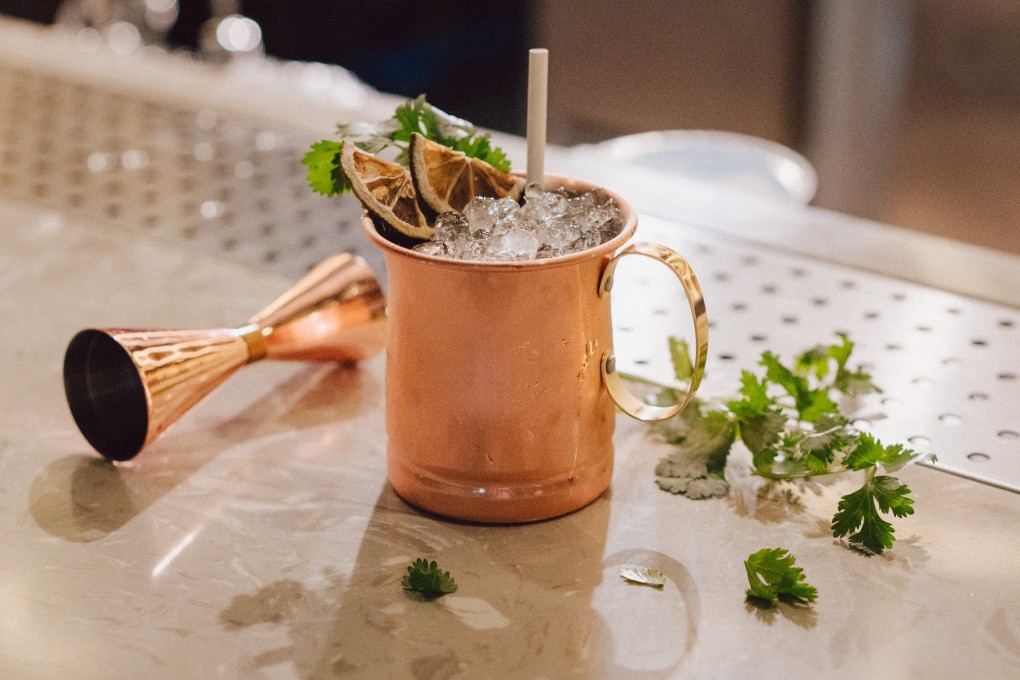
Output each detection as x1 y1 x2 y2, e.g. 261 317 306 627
361 173 638 271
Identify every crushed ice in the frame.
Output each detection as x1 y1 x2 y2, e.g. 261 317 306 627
412 183 622 261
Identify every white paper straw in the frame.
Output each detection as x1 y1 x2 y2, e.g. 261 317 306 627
527 48 548 186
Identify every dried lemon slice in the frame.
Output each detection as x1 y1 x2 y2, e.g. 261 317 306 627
408 132 525 217
340 140 434 241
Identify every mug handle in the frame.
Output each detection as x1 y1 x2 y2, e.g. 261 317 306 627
598 242 708 421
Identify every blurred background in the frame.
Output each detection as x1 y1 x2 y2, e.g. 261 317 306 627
2 0 1018 255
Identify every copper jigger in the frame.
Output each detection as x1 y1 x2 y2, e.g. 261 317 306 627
63 253 387 462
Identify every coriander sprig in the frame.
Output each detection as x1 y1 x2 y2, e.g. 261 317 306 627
643 334 933 555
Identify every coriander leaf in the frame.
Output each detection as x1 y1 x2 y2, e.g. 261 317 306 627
668 336 694 382
727 371 785 455
392 94 444 142
654 407 734 499
797 388 839 424
834 365 881 397
800 423 851 474
761 351 838 423
452 135 512 172
760 351 807 401
401 558 458 599
794 345 832 380
620 566 666 588
737 412 786 458
842 433 920 472
828 334 854 371
831 473 914 554
744 548 817 608
652 402 733 463
728 371 771 419
302 140 349 197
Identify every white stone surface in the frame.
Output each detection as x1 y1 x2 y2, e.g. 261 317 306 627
2 193 1019 680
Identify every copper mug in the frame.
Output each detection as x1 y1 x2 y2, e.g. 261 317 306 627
364 176 708 523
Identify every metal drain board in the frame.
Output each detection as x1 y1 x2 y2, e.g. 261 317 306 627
0 63 383 281
614 215 1019 492
1 63 1017 491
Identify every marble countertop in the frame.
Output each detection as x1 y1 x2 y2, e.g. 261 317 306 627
1 16 1019 680
3 197 1019 678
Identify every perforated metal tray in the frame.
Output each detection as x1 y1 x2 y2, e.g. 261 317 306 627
0 64 381 281
2 63 1016 492
614 216 1019 492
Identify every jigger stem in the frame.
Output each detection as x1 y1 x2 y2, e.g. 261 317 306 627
63 254 386 461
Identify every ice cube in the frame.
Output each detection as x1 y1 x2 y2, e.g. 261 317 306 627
464 196 520 236
447 238 488 261
527 187 568 221
434 211 470 241
485 229 540 261
413 241 448 257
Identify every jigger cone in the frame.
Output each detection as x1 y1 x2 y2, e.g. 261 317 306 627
63 253 387 461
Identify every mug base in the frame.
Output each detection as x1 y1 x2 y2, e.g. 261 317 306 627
387 455 613 524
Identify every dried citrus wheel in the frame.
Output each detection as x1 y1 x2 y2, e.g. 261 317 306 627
408 132 526 217
340 140 434 240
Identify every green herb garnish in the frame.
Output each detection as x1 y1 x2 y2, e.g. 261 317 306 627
401 558 458 599
744 547 817 608
302 95 510 197
302 139 348 197
643 334 933 555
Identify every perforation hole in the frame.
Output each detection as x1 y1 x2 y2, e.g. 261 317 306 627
908 435 931 450
967 452 990 462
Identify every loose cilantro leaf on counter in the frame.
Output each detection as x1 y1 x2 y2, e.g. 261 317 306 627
831 471 915 554
744 548 817 608
304 95 510 196
653 404 734 499
639 334 931 554
401 558 458 599
620 566 666 588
